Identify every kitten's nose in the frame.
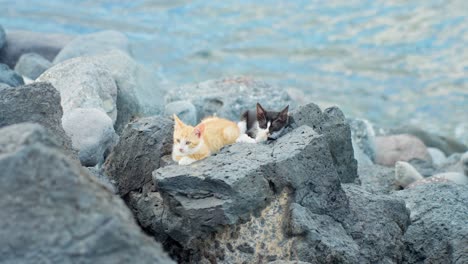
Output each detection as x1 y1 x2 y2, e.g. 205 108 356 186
179 148 184 152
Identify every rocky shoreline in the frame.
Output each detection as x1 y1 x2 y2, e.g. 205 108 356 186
1 26 467 264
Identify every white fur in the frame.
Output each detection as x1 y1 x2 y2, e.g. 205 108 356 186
236 121 272 144
237 120 247 134
236 133 256 143
179 156 196 165
255 121 270 143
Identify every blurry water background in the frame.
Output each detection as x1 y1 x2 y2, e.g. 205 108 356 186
1 0 467 143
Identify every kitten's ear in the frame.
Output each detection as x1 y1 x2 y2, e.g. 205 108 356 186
279 105 289 121
173 114 185 129
194 123 205 138
256 103 266 121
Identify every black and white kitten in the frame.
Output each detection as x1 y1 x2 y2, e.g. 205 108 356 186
236 103 289 143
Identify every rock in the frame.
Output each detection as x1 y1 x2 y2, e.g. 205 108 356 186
269 261 311 264
358 162 396 194
37 57 118 123
288 202 360 263
341 184 410 263
427 147 447 167
390 125 468 156
0 123 69 157
407 158 437 177
14 52 52 80
431 172 468 184
435 152 465 175
0 123 174 264
396 160 468 189
165 76 295 123
0 82 75 156
87 166 117 194
375 134 431 166
395 161 424 188
151 126 348 246
86 50 165 133
321 107 359 183
0 63 24 87
0 83 10 89
288 103 358 183
0 30 73 68
406 176 451 188
53 30 130 64
0 25 5 50
348 118 376 162
104 116 173 195
395 184 468 264
62 108 118 167
164 100 197 126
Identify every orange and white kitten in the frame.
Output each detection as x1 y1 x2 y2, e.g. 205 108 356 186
172 114 240 165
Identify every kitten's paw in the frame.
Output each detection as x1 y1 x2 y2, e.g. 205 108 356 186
255 130 269 143
236 134 256 143
179 157 196 165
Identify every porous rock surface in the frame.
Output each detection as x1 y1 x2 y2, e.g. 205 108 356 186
104 116 173 195
395 184 468 264
0 123 173 264
38 57 118 123
287 103 358 183
0 82 75 157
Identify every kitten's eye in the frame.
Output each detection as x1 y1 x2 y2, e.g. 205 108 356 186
186 141 191 145
176 139 180 143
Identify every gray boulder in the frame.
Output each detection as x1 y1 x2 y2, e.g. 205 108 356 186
53 30 130 64
0 123 174 264
358 162 396 194
86 50 165 133
288 103 358 183
0 30 73 68
0 82 75 156
375 134 431 166
104 116 173 195
165 76 295 122
37 57 118 123
389 125 468 156
395 184 468 264
86 166 116 194
0 25 5 50
164 100 197 126
14 52 52 80
427 147 447 168
341 184 410 263
0 63 24 87
62 108 118 167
